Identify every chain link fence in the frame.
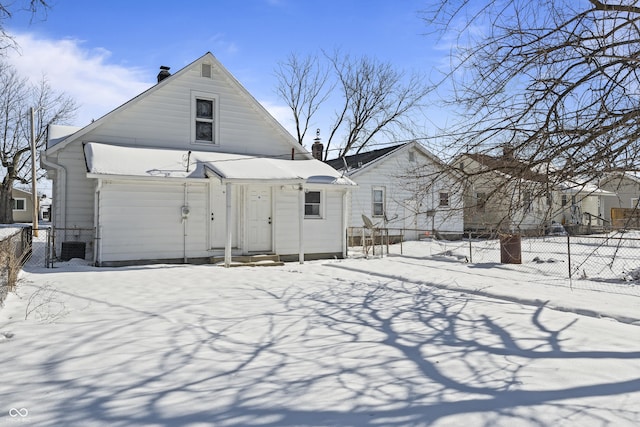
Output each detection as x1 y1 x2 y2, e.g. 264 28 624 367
27 227 94 268
348 227 640 295
0 227 32 304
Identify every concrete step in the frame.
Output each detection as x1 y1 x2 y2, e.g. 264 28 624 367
211 254 284 267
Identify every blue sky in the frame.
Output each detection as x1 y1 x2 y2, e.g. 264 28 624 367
5 0 444 148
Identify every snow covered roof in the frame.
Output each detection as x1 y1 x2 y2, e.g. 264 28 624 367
83 143 355 186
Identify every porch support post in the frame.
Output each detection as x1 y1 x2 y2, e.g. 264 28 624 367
298 184 304 264
343 190 348 259
224 182 232 268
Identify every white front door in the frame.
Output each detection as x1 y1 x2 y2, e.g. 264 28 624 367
247 187 272 252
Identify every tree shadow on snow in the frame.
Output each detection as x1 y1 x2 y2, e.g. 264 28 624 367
3 267 640 427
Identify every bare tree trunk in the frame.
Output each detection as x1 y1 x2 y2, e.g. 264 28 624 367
0 183 14 223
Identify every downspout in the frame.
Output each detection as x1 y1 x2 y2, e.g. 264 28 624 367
94 179 103 266
183 182 189 263
298 184 304 264
40 154 67 230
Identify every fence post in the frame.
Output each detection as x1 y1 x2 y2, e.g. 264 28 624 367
468 233 473 264
567 233 572 279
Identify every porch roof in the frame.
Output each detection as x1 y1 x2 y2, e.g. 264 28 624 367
83 142 355 186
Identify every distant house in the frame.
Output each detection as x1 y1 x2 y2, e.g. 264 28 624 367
11 188 37 223
42 52 355 267
454 150 615 235
326 141 463 240
599 172 640 227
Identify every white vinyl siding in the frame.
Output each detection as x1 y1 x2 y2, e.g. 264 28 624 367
82 62 305 157
98 181 208 263
346 147 463 238
273 187 345 255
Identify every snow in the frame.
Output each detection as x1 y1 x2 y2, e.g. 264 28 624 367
1 240 639 426
83 142 355 186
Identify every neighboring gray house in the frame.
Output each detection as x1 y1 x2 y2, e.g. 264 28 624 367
42 52 354 266
11 188 37 223
599 172 640 227
326 141 464 240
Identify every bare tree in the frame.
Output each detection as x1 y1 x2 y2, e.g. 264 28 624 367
0 1 49 53
421 0 640 233
275 50 432 160
274 53 331 146
0 62 77 223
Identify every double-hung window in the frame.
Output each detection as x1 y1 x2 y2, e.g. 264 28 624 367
372 187 385 217
192 91 219 144
439 191 450 207
305 191 322 218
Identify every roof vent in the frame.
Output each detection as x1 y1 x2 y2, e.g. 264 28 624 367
157 66 171 83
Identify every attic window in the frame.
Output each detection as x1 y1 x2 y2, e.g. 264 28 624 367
408 151 415 162
201 63 212 78
191 91 219 145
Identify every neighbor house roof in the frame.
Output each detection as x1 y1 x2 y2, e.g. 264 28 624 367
463 152 549 183
84 143 355 186
325 144 405 172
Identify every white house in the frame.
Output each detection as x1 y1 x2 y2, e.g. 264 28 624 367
42 52 355 267
326 141 464 241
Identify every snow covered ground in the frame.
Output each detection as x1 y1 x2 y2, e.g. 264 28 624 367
0 240 639 426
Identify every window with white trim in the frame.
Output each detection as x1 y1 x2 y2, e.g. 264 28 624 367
632 198 639 209
439 191 450 207
305 191 322 218
372 187 385 217
12 198 26 211
191 92 219 144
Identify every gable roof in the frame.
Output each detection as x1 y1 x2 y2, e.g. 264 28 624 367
325 144 405 171
47 52 307 158
461 152 549 183
325 141 456 180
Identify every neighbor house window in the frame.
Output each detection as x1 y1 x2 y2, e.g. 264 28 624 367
191 92 219 144
408 151 415 162
476 192 486 212
561 194 568 206
305 191 321 218
372 188 385 217
12 198 26 211
632 198 639 209
439 191 450 207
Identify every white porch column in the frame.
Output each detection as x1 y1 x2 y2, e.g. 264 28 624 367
224 182 232 268
298 184 304 264
343 190 348 259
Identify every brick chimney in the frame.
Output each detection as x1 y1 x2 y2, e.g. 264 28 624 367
312 129 323 161
157 66 171 83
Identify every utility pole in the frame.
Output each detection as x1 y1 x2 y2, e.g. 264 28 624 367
30 107 38 238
